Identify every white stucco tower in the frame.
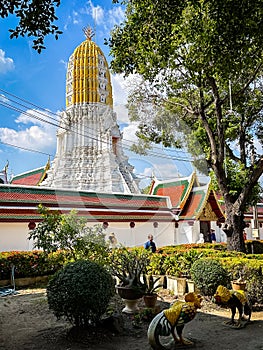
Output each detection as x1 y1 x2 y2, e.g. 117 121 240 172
42 28 140 193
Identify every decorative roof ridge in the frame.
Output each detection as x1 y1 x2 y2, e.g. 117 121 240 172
194 181 211 219
152 173 193 187
37 158 50 186
179 172 196 209
210 186 226 220
191 182 210 192
148 177 156 195
194 181 225 220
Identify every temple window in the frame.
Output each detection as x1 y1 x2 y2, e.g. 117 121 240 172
112 137 118 155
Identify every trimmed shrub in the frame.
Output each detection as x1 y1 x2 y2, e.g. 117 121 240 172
47 260 115 327
0 250 69 280
190 258 230 296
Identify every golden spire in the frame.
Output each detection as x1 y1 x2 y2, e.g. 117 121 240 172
83 26 94 41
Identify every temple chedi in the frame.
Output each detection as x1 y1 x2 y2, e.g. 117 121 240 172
42 27 140 193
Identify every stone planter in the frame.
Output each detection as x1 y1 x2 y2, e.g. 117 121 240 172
176 277 187 296
166 276 187 296
166 276 177 294
152 275 167 289
116 285 144 314
186 279 197 293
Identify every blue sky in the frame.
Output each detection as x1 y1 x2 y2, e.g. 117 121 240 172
0 0 194 188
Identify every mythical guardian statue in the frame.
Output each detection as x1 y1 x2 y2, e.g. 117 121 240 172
147 292 202 349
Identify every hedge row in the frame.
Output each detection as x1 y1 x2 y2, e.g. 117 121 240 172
1 242 263 307
0 250 70 280
1 242 263 280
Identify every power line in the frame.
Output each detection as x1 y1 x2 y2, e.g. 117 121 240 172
0 89 198 164
0 88 194 160
0 87 191 155
0 140 54 157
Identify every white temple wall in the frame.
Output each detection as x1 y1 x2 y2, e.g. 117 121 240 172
0 219 228 252
176 222 193 244
94 221 175 248
0 223 34 251
0 220 176 252
192 221 201 243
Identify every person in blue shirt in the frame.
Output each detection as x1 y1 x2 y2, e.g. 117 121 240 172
210 229 216 243
144 234 156 253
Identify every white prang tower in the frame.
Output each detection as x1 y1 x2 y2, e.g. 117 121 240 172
42 27 140 193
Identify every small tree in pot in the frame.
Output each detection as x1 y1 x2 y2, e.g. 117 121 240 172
142 274 164 308
108 247 150 312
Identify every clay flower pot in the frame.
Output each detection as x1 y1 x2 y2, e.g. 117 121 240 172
143 293 158 308
231 280 246 291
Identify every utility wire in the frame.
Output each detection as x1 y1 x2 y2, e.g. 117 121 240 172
0 89 197 163
0 87 192 156
0 88 194 160
0 99 194 163
0 140 54 157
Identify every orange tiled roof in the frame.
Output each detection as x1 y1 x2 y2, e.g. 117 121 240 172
150 173 195 209
10 160 50 186
11 167 46 186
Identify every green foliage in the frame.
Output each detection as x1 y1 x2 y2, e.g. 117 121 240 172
0 250 68 279
47 260 115 327
147 253 167 275
132 307 156 327
220 257 263 305
142 274 163 295
190 258 230 296
0 0 62 52
28 205 109 264
161 250 203 278
247 273 263 306
108 0 263 251
162 255 182 277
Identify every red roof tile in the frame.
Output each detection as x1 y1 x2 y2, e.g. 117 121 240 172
11 167 46 186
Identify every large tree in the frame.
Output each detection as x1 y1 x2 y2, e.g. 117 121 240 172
108 0 263 252
0 0 62 52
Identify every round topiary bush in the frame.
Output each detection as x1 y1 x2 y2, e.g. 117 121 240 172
47 260 115 327
190 258 230 296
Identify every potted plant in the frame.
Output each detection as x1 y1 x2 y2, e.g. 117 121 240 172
142 274 164 308
231 275 247 291
108 247 150 313
229 263 247 291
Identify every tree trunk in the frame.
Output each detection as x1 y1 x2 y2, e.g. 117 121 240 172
222 204 246 252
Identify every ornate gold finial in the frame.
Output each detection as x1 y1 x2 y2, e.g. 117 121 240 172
83 26 94 41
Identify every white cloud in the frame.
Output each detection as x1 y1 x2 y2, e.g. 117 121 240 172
111 73 142 123
89 1 104 24
108 6 125 26
111 74 128 105
0 49 15 74
114 104 129 123
0 94 8 103
0 109 57 152
72 10 80 24
83 1 124 30
122 122 139 143
59 59 67 69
